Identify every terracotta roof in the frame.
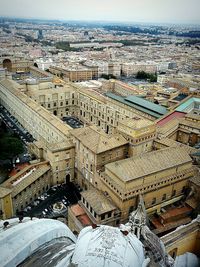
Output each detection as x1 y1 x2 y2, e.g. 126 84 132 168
157 111 186 127
71 126 128 154
70 204 85 217
105 147 192 182
70 204 93 226
9 163 30 177
2 162 50 197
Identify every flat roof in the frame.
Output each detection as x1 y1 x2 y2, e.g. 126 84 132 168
106 92 167 118
175 97 200 112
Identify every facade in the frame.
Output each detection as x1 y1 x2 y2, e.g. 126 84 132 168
70 126 128 189
157 110 200 147
0 79 75 185
99 146 195 222
80 187 119 226
49 65 93 82
121 62 157 77
161 216 200 259
117 117 156 156
0 58 32 72
0 161 51 219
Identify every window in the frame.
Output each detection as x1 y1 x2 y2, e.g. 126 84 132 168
107 211 112 218
162 194 166 201
60 101 63 106
101 214 105 220
172 190 176 197
182 186 186 193
152 197 156 205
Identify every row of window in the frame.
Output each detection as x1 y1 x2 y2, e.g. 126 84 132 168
102 172 187 200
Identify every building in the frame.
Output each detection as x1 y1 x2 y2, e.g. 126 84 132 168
70 125 128 189
161 216 200 260
99 146 195 223
157 107 200 147
49 65 93 82
0 79 75 185
121 62 157 77
68 187 120 232
0 161 51 219
117 117 156 156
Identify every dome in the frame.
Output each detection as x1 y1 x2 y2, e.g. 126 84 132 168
0 217 76 267
71 225 148 267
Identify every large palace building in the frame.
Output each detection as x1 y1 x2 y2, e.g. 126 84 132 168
0 62 199 232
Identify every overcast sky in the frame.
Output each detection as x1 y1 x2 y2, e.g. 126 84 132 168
0 0 199 24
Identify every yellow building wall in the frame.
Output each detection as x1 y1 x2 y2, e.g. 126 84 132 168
2 194 13 219
166 230 200 257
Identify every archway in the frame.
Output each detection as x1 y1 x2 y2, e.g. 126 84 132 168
53 110 57 116
34 62 38 68
3 59 12 72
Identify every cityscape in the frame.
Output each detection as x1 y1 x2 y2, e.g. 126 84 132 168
0 1 200 266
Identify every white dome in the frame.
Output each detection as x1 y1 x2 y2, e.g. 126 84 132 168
71 225 148 267
0 218 76 267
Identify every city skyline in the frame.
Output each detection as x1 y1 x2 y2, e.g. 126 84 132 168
0 0 200 25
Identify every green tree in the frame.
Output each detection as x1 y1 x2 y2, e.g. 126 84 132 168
101 74 116 80
0 136 23 163
136 71 157 82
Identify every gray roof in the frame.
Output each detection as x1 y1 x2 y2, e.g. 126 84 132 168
106 92 167 118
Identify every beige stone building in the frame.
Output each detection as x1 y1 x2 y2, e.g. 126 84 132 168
0 161 51 219
161 216 200 259
117 117 156 156
121 62 157 77
49 65 93 82
98 146 195 223
0 58 32 72
0 79 75 184
157 112 200 147
70 126 128 190
80 188 119 226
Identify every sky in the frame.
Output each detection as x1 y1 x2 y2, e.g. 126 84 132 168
0 0 200 24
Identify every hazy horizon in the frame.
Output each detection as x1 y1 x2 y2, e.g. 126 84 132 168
0 0 200 25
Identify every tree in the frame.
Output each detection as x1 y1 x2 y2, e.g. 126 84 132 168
0 136 23 163
101 74 116 80
135 71 157 82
